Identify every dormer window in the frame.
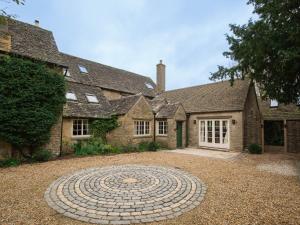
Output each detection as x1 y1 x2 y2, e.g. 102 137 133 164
63 68 71 77
86 94 98 103
78 65 88 73
270 99 278 108
145 82 154 89
66 92 77 101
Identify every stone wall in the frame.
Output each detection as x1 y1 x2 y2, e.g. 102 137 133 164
243 85 262 148
102 89 123 100
188 111 244 152
107 97 154 146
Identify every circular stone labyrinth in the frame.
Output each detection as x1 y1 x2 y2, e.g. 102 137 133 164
45 165 207 224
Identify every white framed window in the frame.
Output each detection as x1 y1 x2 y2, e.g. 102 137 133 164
73 119 90 136
199 119 229 149
134 120 150 136
78 65 88 73
157 120 168 135
145 82 154 89
63 68 71 77
66 92 77 101
270 99 278 107
86 94 98 103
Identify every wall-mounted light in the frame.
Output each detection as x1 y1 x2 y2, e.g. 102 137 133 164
193 120 197 125
232 119 236 125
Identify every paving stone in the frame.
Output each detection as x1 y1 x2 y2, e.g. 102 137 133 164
45 165 206 224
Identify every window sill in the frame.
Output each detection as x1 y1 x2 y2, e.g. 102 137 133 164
71 135 91 140
133 135 152 139
156 134 168 137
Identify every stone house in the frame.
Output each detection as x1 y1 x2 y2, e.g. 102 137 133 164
1 18 298 158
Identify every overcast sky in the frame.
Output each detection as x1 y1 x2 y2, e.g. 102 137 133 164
4 0 254 90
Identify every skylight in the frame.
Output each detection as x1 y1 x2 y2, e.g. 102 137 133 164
145 82 154 89
78 65 88 73
66 92 77 101
86 94 98 103
270 99 278 107
63 68 71 77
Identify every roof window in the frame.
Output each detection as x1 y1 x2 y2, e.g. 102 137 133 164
66 92 77 101
63 68 71 77
270 99 278 108
145 82 154 89
86 94 99 103
78 65 88 73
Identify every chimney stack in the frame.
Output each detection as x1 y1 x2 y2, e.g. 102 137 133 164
156 60 165 93
34 20 40 27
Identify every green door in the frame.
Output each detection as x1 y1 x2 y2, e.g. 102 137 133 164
176 121 183 148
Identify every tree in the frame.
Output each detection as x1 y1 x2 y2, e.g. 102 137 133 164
211 0 300 104
0 0 24 23
0 56 66 157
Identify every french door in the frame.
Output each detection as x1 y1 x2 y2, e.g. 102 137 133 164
199 119 229 149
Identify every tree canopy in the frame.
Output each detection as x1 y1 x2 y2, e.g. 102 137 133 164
211 0 300 104
0 0 24 22
0 56 65 154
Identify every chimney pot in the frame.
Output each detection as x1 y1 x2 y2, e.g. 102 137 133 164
34 20 40 27
159 59 163 64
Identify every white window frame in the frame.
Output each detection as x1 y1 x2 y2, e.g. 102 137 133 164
63 68 71 77
134 120 150 136
156 120 168 136
66 92 77 101
145 82 154 89
78 65 88 73
198 119 230 149
72 119 90 137
86 94 99 103
270 99 278 107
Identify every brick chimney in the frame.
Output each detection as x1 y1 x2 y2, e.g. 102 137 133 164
156 60 165 93
0 18 11 52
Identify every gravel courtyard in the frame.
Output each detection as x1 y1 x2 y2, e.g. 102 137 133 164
0 151 299 225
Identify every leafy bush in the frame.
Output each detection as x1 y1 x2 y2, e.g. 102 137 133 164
138 141 160 152
32 149 52 162
0 158 21 168
120 144 138 153
73 138 119 156
91 116 119 142
248 144 262 154
148 142 160 151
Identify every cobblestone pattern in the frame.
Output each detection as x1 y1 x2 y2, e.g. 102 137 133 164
44 165 207 224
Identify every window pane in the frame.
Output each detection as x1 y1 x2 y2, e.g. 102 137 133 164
66 92 77 100
200 121 205 142
145 121 149 134
78 65 88 73
86 94 98 103
215 121 220 143
222 120 228 144
207 121 213 143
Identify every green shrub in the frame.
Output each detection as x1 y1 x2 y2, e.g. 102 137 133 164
32 149 52 162
120 145 138 153
73 138 119 156
148 142 160 151
138 142 149 152
0 158 21 168
248 144 262 154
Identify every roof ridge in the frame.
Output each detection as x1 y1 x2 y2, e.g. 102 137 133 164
164 79 248 93
60 52 152 80
8 18 53 33
109 94 142 103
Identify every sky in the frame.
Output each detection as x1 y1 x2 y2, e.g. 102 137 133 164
3 0 254 90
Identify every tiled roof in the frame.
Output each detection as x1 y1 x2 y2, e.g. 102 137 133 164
157 79 251 113
109 94 142 115
63 81 111 118
156 103 181 118
259 99 300 120
5 19 64 66
61 53 156 97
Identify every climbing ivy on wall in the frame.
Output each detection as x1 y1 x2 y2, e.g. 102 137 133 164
0 55 66 156
91 116 119 142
